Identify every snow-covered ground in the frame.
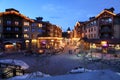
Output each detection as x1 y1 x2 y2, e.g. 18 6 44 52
22 70 120 80
8 71 50 80
0 59 29 69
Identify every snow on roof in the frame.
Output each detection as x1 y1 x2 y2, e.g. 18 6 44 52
0 59 29 69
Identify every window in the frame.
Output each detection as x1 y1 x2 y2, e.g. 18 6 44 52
15 21 19 25
31 23 36 26
94 34 96 38
24 22 29 26
6 27 11 31
38 29 42 32
91 28 93 32
16 34 19 38
32 28 35 32
94 27 96 31
108 18 112 22
24 27 29 32
15 27 19 31
7 20 11 25
24 34 29 38
38 23 42 27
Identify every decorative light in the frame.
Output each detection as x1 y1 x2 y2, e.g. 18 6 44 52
25 40 29 43
101 41 107 47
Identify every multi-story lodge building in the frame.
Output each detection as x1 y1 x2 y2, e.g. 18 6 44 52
37 22 62 49
0 8 62 52
74 7 120 50
0 8 33 52
31 17 62 49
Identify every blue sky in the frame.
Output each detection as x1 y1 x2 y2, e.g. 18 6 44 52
0 0 120 31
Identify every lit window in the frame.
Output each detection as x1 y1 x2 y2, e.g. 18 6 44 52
109 18 112 22
38 23 42 27
6 27 11 31
7 20 11 25
24 22 29 26
24 27 29 32
16 34 18 38
24 34 29 38
15 27 19 31
15 21 19 25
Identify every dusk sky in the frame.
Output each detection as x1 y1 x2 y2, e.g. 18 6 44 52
0 0 120 31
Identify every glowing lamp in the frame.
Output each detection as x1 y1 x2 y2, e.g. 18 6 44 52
101 41 107 47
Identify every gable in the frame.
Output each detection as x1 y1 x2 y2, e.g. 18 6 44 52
96 10 116 18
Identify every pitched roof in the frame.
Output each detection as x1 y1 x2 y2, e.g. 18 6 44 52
96 10 116 18
0 10 34 22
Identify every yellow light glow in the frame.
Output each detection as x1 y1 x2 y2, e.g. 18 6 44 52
25 40 29 43
101 41 107 46
32 39 37 43
67 31 70 34
51 40 54 42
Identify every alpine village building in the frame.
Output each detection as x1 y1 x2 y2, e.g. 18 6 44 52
0 7 120 53
0 8 62 53
74 7 120 53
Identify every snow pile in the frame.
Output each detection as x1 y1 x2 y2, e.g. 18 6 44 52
0 59 29 69
69 67 94 73
8 71 50 80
